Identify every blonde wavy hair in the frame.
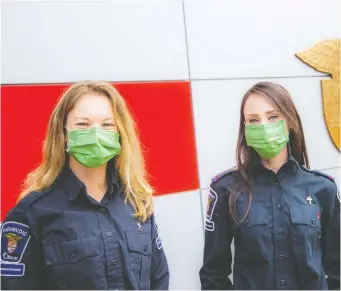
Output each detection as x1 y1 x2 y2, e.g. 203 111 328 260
18 82 154 222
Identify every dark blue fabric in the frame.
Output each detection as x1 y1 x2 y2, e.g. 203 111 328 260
1 163 169 290
200 157 340 290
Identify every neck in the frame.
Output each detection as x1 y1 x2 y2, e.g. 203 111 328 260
261 146 289 173
69 157 108 202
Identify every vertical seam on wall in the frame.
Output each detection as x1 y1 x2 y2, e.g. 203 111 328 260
182 0 206 237
182 0 192 80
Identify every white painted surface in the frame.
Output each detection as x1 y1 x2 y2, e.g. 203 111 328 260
191 79 241 188
185 0 341 79
154 190 204 290
2 1 189 84
192 77 340 189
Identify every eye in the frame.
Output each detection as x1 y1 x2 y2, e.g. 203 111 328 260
76 123 89 127
102 123 115 128
269 115 278 121
249 118 258 124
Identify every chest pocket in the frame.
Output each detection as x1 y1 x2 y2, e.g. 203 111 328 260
43 236 100 288
290 204 322 236
125 229 152 289
290 204 322 259
232 204 271 263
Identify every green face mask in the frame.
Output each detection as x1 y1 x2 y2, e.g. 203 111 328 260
245 120 289 159
66 127 121 168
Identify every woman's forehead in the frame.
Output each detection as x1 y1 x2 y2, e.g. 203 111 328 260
244 93 279 114
68 94 114 119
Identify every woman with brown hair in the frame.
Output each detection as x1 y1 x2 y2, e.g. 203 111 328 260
200 82 340 290
1 82 169 290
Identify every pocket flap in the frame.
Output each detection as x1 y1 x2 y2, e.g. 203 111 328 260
125 230 152 256
242 204 269 227
43 236 100 266
290 205 321 228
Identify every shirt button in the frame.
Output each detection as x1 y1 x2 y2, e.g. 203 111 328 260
107 231 112 237
68 253 76 260
280 279 285 285
111 259 117 266
280 254 284 259
276 203 281 208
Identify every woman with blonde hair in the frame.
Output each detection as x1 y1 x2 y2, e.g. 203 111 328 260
1 82 169 290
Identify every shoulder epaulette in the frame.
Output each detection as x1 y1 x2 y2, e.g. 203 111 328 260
16 189 53 211
300 166 335 183
212 166 238 182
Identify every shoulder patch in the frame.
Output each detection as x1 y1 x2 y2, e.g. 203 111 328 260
205 188 218 232
0 262 25 277
154 222 163 250
212 166 238 183
1 222 31 276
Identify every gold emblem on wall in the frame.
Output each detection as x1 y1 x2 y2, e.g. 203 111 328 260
296 39 340 151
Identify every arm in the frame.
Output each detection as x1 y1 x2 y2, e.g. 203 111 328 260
1 203 44 290
150 214 169 290
199 183 233 290
322 183 340 290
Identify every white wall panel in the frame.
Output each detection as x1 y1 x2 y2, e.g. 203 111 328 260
192 77 340 189
185 0 341 79
154 190 204 290
2 1 189 84
191 80 241 188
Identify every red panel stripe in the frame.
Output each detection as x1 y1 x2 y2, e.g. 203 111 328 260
1 82 199 220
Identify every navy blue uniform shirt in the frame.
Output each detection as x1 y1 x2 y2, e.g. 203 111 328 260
1 164 169 290
200 157 340 290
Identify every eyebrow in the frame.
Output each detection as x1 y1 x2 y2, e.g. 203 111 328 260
75 117 114 120
245 109 279 116
265 110 279 114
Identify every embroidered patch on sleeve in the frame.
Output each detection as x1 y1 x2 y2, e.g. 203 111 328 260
205 188 218 231
154 222 163 250
1 221 31 264
0 262 25 277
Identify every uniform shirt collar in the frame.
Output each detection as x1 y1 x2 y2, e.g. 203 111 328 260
251 151 300 180
59 160 121 201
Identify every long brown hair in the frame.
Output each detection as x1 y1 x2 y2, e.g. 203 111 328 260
229 82 310 223
18 82 154 222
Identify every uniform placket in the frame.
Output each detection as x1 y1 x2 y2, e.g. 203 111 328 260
98 206 124 289
270 175 290 289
